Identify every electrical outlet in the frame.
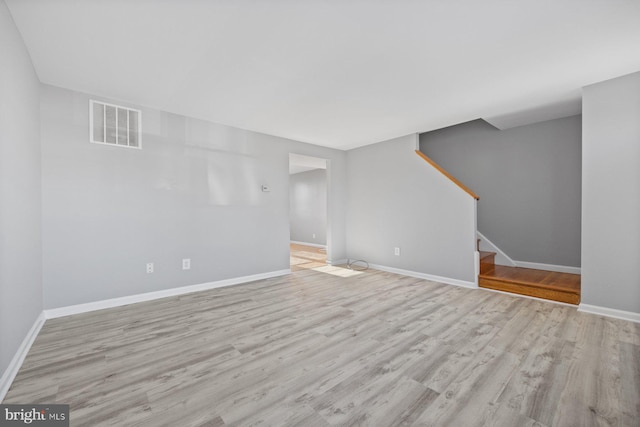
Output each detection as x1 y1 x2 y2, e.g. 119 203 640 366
312 233 316 239
394 247 401 256
182 258 191 270
146 263 154 273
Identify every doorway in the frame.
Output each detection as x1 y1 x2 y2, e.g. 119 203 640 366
289 153 328 271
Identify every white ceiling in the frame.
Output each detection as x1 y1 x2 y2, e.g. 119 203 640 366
6 0 640 150
484 91 583 130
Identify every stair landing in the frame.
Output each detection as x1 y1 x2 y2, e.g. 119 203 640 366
479 264 580 305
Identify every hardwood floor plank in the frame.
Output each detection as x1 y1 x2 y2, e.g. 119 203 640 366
231 403 329 427
309 332 433 425
496 332 574 425
553 315 627 426
2 267 638 426
412 344 521 426
619 342 640 425
478 401 549 427
340 377 438 427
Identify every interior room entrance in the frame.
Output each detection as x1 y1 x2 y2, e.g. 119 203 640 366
288 153 328 270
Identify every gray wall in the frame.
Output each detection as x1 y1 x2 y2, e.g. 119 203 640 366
0 0 43 379
290 169 327 245
582 71 640 314
420 116 582 267
40 85 347 309
347 134 477 283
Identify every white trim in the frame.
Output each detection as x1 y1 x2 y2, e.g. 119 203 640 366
476 231 516 267
513 261 581 275
327 258 348 266
578 304 640 323
473 199 479 286
476 231 581 274
474 250 480 286
413 132 420 151
44 269 291 319
0 312 46 402
479 287 578 307
368 263 477 289
290 240 327 249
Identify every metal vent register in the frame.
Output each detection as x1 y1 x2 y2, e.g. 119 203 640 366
90 100 141 148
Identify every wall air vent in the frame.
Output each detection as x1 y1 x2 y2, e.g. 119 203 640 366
90 100 141 149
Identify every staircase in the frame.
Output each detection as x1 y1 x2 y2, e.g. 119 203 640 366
479 251 496 275
478 250 581 305
415 150 581 305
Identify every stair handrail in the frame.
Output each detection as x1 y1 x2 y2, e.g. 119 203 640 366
415 150 479 200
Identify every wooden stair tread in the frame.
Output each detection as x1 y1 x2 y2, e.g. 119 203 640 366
479 265 580 292
479 251 496 275
479 265 581 305
479 251 496 260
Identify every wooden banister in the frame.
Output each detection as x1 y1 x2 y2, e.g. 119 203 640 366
415 150 479 200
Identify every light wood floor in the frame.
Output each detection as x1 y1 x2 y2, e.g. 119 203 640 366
3 267 639 426
290 243 327 271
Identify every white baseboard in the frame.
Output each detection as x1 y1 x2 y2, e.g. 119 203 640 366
476 231 581 274
44 269 291 319
368 263 477 289
514 261 581 275
327 258 348 266
290 240 326 249
578 304 640 323
0 312 46 402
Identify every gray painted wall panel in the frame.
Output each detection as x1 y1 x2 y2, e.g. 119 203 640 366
347 134 476 283
40 85 347 309
420 116 582 267
0 0 43 378
290 169 327 245
582 71 640 314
